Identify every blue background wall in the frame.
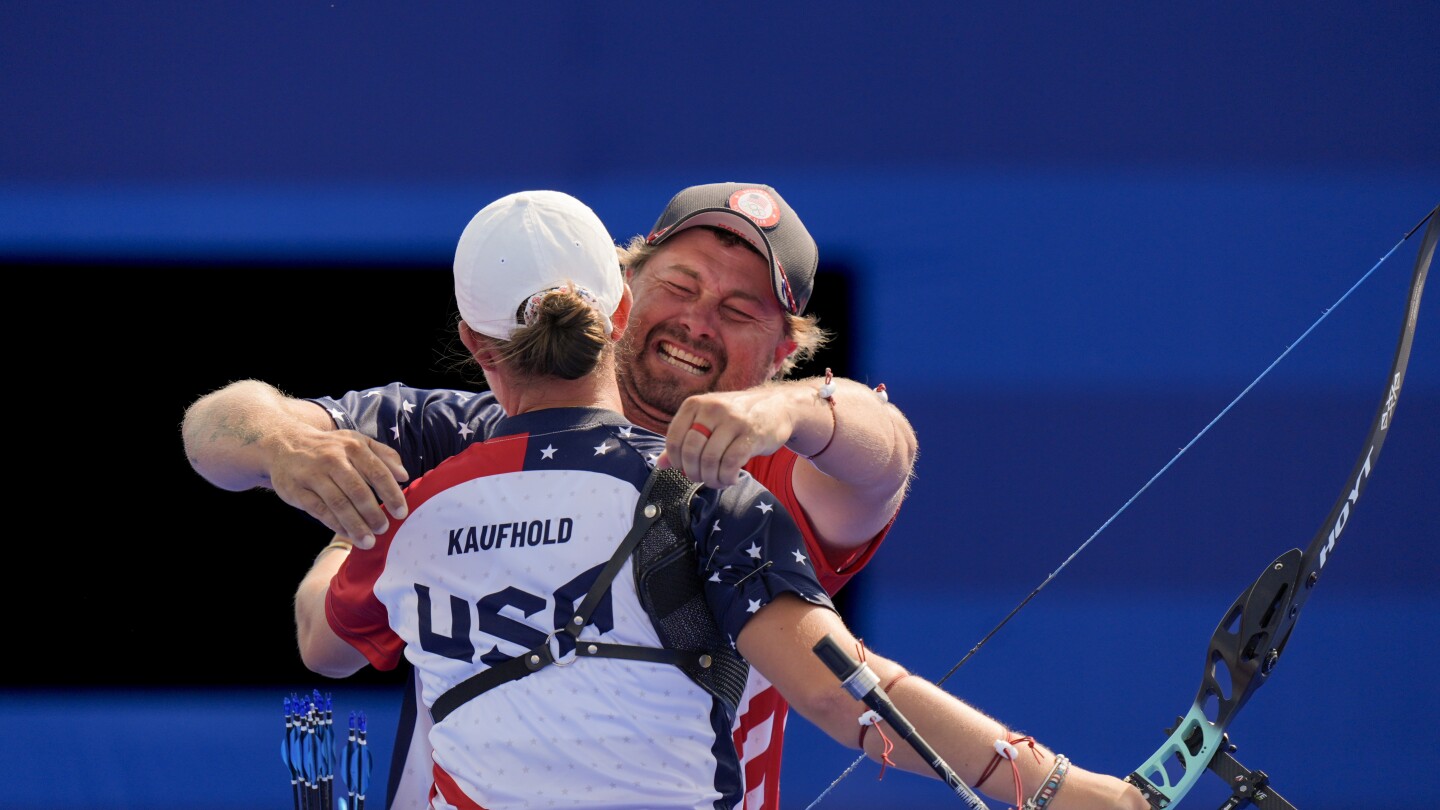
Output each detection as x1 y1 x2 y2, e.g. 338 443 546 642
3 3 1436 808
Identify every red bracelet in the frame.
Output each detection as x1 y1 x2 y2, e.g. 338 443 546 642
804 369 838 460
856 712 898 778
883 672 912 693
975 735 1038 789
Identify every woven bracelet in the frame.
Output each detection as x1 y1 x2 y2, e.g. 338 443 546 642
1023 754 1070 809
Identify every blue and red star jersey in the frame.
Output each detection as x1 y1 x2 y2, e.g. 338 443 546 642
312 384 895 810
311 384 888 592
326 406 833 810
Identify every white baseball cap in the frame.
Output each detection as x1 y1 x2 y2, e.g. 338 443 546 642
454 190 623 340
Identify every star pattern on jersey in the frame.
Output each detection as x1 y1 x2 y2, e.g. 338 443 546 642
326 387 844 802
401 400 415 414
390 424 401 440
327 406 345 421
361 391 382 399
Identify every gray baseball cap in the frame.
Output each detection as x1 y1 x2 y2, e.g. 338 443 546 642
645 182 818 315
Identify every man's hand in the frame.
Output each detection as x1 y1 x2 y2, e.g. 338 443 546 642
657 375 916 552
657 386 799 488
266 427 410 548
182 380 410 548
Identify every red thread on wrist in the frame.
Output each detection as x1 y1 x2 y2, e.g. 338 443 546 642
974 735 1040 807
857 670 912 777
974 754 1002 791
882 672 912 693
805 369 838 460
858 719 898 779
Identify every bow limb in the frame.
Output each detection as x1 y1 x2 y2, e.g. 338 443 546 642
1126 203 1437 809
801 203 1437 810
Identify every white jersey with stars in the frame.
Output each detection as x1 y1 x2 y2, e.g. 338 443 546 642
326 407 833 810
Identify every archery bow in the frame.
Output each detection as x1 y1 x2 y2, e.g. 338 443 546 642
808 203 1437 809
1125 206 1436 808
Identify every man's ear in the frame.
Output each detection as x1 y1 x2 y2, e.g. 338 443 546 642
609 284 633 341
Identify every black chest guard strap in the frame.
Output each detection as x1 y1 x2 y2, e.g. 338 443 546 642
430 468 747 724
632 469 751 718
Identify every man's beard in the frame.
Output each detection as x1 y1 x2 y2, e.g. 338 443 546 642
616 323 726 425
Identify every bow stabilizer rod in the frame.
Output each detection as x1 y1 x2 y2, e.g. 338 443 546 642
813 634 989 809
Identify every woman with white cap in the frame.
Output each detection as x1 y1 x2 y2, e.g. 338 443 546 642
292 190 1145 810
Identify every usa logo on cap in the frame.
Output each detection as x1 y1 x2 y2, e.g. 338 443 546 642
728 188 782 229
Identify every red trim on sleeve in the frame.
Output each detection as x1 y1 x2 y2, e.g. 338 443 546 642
326 555 404 670
325 434 534 671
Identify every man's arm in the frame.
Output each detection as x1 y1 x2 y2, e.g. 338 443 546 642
294 540 370 678
737 594 1146 810
182 379 409 546
664 375 917 550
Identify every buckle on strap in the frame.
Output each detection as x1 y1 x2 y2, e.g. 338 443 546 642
541 632 578 668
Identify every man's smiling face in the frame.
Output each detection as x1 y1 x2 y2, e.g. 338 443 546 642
617 227 796 431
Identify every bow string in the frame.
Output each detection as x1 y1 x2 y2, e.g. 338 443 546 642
808 202 1437 810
